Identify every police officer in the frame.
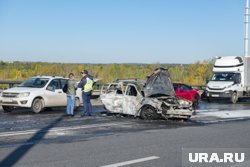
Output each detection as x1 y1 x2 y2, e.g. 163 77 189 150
78 70 94 116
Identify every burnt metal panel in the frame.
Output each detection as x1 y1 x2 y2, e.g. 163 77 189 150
144 68 175 97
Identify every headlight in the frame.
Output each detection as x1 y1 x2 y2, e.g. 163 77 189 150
224 90 232 94
178 99 190 106
18 92 30 98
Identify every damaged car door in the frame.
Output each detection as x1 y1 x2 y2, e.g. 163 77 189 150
100 83 124 113
122 84 143 116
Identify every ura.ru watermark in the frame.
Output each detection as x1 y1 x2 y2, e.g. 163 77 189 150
189 152 244 163
182 148 250 167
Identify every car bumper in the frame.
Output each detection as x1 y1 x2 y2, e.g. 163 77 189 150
0 97 32 108
206 91 233 98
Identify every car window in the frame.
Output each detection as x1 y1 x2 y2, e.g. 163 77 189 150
181 84 192 90
126 85 138 96
173 84 178 90
104 84 124 94
211 73 236 81
234 73 241 83
60 79 68 88
48 79 61 90
108 84 117 93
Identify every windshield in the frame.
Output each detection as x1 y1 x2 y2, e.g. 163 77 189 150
18 78 50 88
211 73 239 81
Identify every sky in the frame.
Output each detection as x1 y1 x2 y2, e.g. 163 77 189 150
0 0 248 64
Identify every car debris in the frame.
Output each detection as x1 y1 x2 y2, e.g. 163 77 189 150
100 68 194 120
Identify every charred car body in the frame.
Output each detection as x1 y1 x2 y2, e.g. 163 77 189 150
100 68 193 119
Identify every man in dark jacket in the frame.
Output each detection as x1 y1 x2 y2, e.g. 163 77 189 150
78 70 94 116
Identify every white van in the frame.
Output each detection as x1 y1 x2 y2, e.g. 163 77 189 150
0 76 82 113
206 56 250 103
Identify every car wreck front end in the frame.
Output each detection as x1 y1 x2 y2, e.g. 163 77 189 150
138 68 193 119
139 95 193 119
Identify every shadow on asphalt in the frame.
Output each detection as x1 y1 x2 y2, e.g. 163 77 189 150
1 104 105 116
0 115 64 167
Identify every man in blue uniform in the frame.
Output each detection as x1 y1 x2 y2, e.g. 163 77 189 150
78 70 94 116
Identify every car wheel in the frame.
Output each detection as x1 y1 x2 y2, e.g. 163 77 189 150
231 92 238 104
74 98 80 111
140 105 158 120
2 106 14 112
31 98 44 113
193 94 200 108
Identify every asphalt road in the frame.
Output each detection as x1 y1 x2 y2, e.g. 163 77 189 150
0 99 250 167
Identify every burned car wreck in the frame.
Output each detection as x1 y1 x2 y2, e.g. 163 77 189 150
100 68 194 119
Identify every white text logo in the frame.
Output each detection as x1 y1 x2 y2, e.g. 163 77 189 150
189 153 245 163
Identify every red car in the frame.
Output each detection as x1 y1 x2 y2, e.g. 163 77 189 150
173 83 200 107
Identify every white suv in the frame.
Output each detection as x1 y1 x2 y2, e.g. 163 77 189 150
0 76 82 113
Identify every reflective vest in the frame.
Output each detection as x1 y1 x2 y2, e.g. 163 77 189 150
83 77 94 92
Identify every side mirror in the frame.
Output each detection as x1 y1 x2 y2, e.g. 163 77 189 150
235 78 241 84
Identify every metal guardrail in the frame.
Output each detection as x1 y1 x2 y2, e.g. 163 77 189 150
0 80 105 87
0 80 206 97
0 80 104 91
190 84 206 90
0 80 23 88
0 80 206 89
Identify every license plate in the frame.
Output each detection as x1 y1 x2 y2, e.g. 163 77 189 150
2 98 13 103
211 94 219 97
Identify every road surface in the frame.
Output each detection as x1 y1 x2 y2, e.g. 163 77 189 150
0 99 250 167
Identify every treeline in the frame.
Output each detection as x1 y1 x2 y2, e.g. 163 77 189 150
0 60 214 85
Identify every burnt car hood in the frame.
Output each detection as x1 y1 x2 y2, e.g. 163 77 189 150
144 68 175 97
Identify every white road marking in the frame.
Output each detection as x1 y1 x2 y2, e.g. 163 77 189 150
0 122 130 137
101 156 160 167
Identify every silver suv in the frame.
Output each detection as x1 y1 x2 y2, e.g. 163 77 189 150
0 76 82 113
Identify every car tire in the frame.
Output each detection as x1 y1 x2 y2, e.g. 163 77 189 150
231 92 238 104
31 98 44 113
2 106 14 112
74 97 80 111
140 105 158 120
